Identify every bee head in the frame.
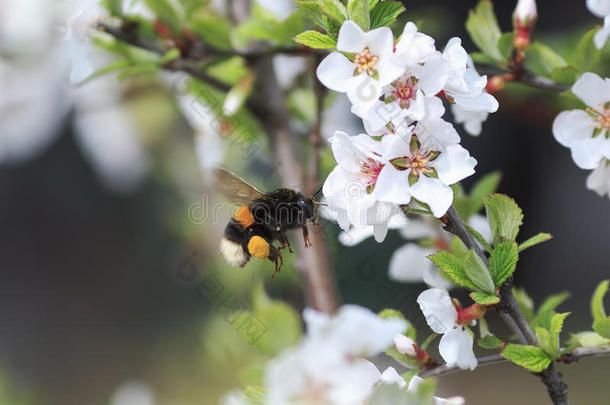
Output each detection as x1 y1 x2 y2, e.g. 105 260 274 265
297 197 315 219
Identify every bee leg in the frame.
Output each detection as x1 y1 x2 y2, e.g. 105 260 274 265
302 226 312 248
268 245 283 279
278 230 293 253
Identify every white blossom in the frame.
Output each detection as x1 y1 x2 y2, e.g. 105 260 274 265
394 334 417 356
264 305 406 405
553 72 610 170
451 103 489 136
322 131 401 242
587 0 610 48
514 0 538 25
317 20 404 112
373 133 477 217
394 22 437 66
586 160 610 198
417 288 478 370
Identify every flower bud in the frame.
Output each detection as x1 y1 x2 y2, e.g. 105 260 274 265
486 76 505 93
513 0 537 27
394 334 417 356
456 303 488 325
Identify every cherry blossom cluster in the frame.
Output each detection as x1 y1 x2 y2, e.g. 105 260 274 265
553 73 610 198
319 20 498 242
221 305 465 405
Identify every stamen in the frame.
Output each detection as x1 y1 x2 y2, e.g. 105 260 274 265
353 48 379 76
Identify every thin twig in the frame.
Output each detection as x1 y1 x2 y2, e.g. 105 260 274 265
476 64 570 93
420 354 504 377
417 345 610 378
442 205 570 405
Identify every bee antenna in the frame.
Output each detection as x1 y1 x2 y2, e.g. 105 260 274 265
313 185 323 199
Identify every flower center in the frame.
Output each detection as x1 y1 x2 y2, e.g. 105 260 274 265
393 77 417 107
353 47 379 76
587 103 610 133
359 157 384 191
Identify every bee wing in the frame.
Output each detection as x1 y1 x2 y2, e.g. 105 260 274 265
213 168 266 205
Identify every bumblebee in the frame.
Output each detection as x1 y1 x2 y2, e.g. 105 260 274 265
214 168 320 277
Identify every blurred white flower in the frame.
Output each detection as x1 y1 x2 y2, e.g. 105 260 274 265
65 0 106 83
73 77 149 193
587 0 610 48
110 381 155 405
586 160 610 198
394 334 417 357
264 305 406 405
417 288 478 370
256 0 296 20
553 72 610 170
317 21 404 113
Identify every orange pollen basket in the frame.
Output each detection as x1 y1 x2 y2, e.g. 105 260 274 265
353 48 379 76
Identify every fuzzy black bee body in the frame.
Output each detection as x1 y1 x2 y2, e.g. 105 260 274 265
214 169 318 277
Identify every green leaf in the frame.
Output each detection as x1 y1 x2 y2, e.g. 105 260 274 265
101 0 123 16
593 318 610 339
248 283 302 355
466 171 502 218
294 30 337 49
160 48 181 63
470 291 500 305
501 344 553 372
465 0 503 61
116 63 159 81
590 280 610 340
574 28 602 72
537 292 571 315
274 13 307 45
551 66 579 85
470 52 498 64
535 327 556 358
478 335 503 349
484 193 523 243
525 42 568 78
489 241 519 287
551 312 570 344
367 383 419 405
348 0 370 30
369 1 405 29
244 385 265 403
321 0 348 22
518 233 553 252
591 280 609 321
428 250 479 290
532 310 555 331
514 288 535 321
466 224 493 252
462 249 495 294
191 14 234 49
76 59 133 85
295 0 326 28
569 331 610 347
145 0 182 32
497 32 515 61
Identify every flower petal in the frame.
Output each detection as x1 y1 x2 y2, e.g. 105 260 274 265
373 165 412 204
433 144 477 185
316 52 356 93
410 175 454 217
552 109 595 147
417 288 457 334
439 328 477 370
336 20 367 53
594 17 610 49
572 72 610 108
389 244 435 283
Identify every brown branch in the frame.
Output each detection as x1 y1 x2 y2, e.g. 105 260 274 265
251 58 339 314
420 354 504 377
476 64 570 93
442 205 570 405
